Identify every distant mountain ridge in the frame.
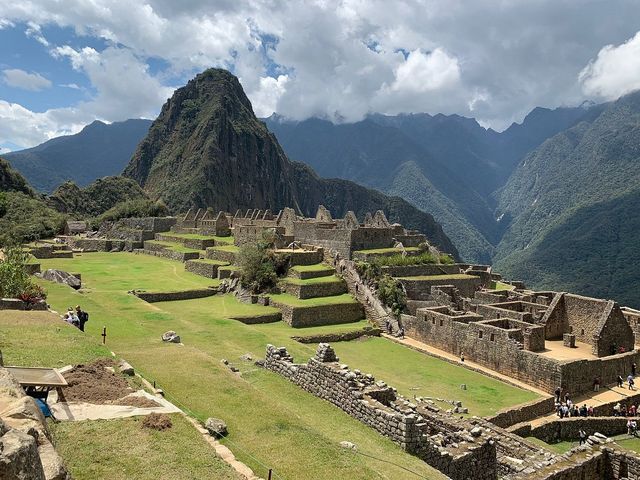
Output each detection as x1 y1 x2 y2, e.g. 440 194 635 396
265 104 598 262
4 119 151 192
123 68 458 256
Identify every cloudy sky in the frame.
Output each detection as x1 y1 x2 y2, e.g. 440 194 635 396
1 0 640 152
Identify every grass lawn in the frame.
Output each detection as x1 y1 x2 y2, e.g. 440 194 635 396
49 414 242 480
282 275 343 285
7 252 538 479
290 263 334 272
491 281 516 291
612 434 640 454
145 240 202 254
355 247 420 254
332 337 540 417
269 292 358 307
524 437 576 454
166 232 234 244
396 274 479 281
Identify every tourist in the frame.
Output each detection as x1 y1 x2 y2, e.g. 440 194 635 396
66 307 80 329
630 404 637 417
593 376 600 392
618 375 625 388
588 405 594 417
580 404 588 417
564 392 570 404
633 421 638 437
622 404 628 417
628 420 634 436
579 429 587 445
75 305 89 332
555 386 561 403
629 374 636 391
614 402 622 417
566 397 573 409
562 404 569 418
397 327 405 339
384 319 391 334
460 352 465 363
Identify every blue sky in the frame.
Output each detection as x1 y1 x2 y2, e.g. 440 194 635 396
1 1 639 152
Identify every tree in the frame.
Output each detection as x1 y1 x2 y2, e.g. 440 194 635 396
376 274 407 318
0 246 46 301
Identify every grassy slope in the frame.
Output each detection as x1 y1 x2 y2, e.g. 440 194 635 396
22 252 539 479
50 415 242 480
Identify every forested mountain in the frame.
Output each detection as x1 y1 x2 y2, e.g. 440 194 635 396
123 68 457 256
493 90 640 307
4 119 151 192
265 105 596 262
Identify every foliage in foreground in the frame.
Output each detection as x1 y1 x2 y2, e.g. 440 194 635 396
376 274 407 317
0 246 46 301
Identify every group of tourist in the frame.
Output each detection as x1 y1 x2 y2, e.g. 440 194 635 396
613 402 640 417
61 305 89 332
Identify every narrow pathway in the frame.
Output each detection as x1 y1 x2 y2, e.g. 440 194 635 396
382 334 549 397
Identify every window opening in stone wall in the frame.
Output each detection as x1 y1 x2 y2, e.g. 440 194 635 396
490 333 495 341
440 319 444 327
581 328 585 335
479 331 483 339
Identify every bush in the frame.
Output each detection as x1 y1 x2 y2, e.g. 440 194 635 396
238 231 286 293
376 275 407 317
0 246 46 301
0 192 66 246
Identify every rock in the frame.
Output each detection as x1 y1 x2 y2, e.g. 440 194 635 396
39 269 81 290
339 441 357 450
0 429 46 480
161 331 181 343
229 366 239 373
470 427 482 437
240 353 253 361
221 359 229 365
118 359 134 376
460 384 467 390
205 418 228 438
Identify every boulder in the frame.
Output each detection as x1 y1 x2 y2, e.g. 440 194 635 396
339 441 357 450
205 418 228 438
118 359 134 376
161 331 181 343
0 428 46 480
38 269 81 289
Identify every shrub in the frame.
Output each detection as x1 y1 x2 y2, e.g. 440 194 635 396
376 275 407 317
0 246 46 300
238 231 285 293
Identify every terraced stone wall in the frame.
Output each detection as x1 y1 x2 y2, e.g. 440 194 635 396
275 302 364 327
134 288 217 303
401 276 482 300
264 344 497 480
487 396 556 429
282 280 347 299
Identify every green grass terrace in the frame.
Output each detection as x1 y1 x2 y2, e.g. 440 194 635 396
0 252 543 479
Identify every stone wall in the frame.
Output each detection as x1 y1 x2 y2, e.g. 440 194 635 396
185 259 228 279
487 396 556 429
526 417 630 443
0 298 48 310
381 264 462 277
559 350 640 396
291 326 381 343
69 238 128 252
282 280 347 299
156 233 216 249
401 276 482 300
273 302 364 327
0 368 70 479
263 344 497 480
292 222 353 259
228 312 282 324
134 288 217 303
141 247 200 263
205 247 237 264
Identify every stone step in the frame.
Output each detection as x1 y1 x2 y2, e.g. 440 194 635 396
205 246 239 264
269 294 364 328
288 264 336 279
281 277 347 299
185 259 230 279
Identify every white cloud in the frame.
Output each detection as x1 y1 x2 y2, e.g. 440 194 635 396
390 49 460 93
25 20 49 46
0 18 13 29
2 68 52 91
247 75 289 118
579 31 640 100
60 83 81 90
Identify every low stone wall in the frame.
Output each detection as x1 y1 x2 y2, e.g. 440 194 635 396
382 264 462 277
263 344 497 480
134 288 217 303
0 298 48 310
25 263 41 275
218 267 240 280
283 250 324 266
527 417 631 443
228 313 282 324
289 267 335 280
155 233 216 250
606 446 640 479
69 238 127 252
273 301 364 327
282 279 347 299
291 326 381 343
0 368 70 479
185 259 228 279
487 396 556 429
205 247 237 264
141 245 200 263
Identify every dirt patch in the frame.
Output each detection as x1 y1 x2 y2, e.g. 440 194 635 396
62 359 157 407
142 412 172 431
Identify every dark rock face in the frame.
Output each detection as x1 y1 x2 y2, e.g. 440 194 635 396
124 69 458 256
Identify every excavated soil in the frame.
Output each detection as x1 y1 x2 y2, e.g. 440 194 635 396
142 412 173 431
62 359 158 407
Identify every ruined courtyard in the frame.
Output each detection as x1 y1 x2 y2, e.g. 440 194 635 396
3 207 640 479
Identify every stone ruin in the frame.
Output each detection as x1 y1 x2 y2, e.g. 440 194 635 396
171 205 431 260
